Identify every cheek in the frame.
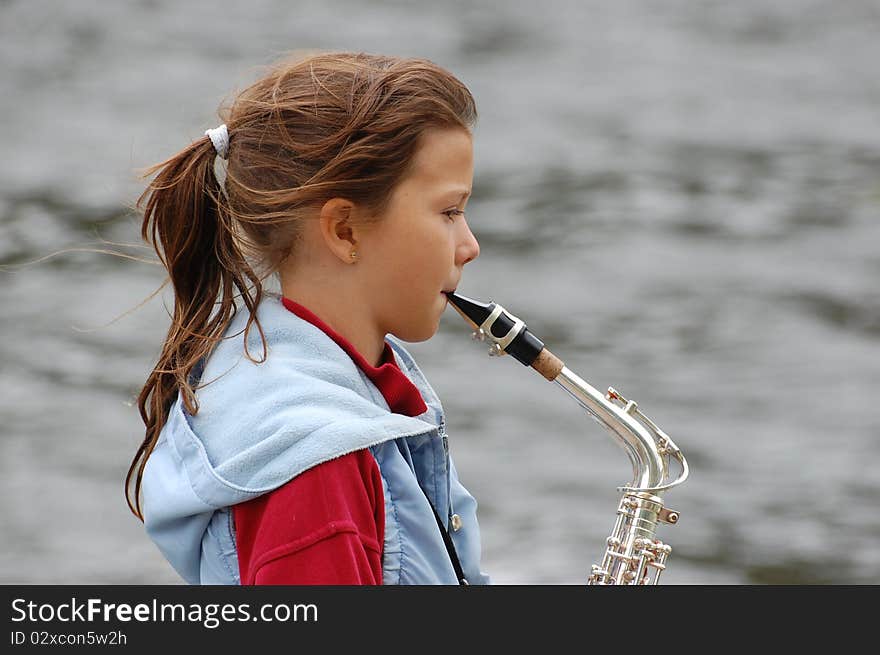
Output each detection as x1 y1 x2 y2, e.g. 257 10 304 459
373 224 451 295
399 233 450 280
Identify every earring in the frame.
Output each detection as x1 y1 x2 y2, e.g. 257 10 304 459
349 251 358 260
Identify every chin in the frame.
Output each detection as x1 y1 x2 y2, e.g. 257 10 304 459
392 319 440 344
399 327 438 343
388 299 445 343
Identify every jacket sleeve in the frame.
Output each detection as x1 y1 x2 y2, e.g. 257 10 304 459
233 449 386 585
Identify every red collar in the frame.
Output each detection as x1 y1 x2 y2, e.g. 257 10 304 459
281 297 428 417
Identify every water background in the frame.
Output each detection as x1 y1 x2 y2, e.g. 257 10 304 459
1 0 879 584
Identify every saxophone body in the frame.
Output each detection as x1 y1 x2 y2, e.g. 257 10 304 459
444 292 689 585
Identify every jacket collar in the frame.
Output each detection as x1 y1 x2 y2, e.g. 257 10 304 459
280 296 428 417
159 292 442 506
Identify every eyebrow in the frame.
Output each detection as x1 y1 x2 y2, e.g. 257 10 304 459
441 189 471 201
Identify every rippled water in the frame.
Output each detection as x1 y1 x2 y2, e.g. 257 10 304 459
2 0 879 584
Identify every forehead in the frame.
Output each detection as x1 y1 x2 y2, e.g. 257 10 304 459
406 128 474 188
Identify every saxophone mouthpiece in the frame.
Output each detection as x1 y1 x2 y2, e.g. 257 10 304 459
443 291 493 330
443 290 565 381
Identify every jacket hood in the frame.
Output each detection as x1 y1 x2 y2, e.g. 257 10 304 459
140 292 443 583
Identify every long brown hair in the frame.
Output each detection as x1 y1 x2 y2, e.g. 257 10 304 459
126 50 477 520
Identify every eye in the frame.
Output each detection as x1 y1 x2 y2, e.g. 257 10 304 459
443 209 465 221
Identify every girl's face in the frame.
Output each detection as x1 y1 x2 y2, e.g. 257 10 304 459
359 127 480 343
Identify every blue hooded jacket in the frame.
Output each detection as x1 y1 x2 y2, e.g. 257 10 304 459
141 292 490 585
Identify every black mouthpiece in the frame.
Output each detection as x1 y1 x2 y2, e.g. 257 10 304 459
443 291 494 326
444 291 546 367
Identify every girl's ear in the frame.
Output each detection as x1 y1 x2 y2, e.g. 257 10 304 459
318 198 358 263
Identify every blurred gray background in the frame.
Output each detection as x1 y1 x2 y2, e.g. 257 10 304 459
1 0 878 584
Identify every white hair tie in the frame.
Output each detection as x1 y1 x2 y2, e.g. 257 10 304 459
204 124 229 160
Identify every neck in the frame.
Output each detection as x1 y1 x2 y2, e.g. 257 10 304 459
280 275 386 367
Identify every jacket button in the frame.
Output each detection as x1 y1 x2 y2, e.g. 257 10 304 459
450 514 462 532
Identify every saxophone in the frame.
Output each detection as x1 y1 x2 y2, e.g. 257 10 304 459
444 292 689 585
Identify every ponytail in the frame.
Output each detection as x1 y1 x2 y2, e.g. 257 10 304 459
125 132 266 521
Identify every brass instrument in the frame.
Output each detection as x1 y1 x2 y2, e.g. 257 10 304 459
444 292 689 585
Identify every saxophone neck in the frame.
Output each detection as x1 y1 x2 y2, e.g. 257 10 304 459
445 290 688 493
554 366 667 491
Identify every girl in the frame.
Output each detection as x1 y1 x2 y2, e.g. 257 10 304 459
125 51 490 585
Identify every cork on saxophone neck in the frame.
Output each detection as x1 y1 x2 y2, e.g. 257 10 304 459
531 347 565 381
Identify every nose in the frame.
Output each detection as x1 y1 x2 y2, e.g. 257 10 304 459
456 216 480 266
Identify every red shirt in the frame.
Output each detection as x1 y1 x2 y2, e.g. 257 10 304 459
233 298 427 585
